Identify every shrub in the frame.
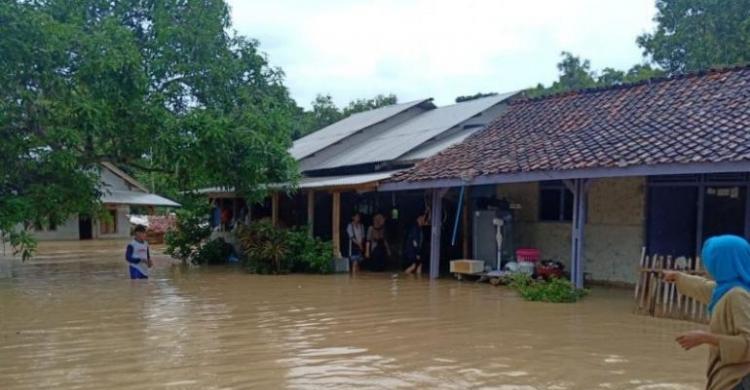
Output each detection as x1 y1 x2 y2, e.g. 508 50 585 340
237 221 333 274
193 238 234 265
286 227 334 274
507 274 588 303
237 220 290 274
165 205 231 265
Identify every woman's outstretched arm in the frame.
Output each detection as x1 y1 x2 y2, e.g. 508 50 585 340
664 271 715 305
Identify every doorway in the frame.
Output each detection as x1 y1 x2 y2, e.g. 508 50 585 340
703 186 747 240
79 216 93 240
647 175 750 257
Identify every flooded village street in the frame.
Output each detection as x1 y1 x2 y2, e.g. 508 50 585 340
1 241 705 389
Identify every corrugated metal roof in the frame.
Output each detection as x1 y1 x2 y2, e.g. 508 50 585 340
295 170 398 189
305 92 516 170
396 127 483 162
102 190 181 207
289 99 433 160
194 171 400 196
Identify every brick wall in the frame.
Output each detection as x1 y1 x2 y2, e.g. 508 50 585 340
496 177 645 284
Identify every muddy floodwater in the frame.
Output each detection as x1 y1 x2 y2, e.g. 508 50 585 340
1 240 706 389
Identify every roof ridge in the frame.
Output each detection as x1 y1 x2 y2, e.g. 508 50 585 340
438 90 519 108
100 162 149 193
512 62 750 105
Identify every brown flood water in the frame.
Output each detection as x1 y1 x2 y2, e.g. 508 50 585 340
1 240 706 389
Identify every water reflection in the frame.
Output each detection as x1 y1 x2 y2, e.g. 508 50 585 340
0 240 704 389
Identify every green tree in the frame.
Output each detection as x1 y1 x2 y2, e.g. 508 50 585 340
342 93 397 116
310 95 344 131
293 93 398 139
0 0 298 257
528 52 664 97
527 52 597 97
455 92 499 103
637 0 750 73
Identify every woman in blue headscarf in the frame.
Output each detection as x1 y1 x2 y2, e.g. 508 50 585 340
664 235 750 390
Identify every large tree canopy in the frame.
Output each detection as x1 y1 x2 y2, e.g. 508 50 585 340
0 0 299 255
637 0 750 73
527 52 664 97
292 93 398 139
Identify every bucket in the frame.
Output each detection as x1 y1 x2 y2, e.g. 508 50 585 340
516 248 540 263
518 261 535 275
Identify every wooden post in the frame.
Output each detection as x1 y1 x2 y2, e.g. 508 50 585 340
430 188 449 279
462 186 471 259
307 190 315 238
332 191 341 258
695 181 705 256
566 178 589 289
271 192 280 227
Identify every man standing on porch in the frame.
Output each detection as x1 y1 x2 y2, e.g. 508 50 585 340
664 235 750 390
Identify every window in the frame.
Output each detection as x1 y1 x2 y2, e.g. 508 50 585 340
101 209 118 234
646 174 750 257
539 181 573 222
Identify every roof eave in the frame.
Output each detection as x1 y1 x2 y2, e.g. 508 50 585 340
379 160 750 191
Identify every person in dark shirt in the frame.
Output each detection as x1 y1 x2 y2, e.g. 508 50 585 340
404 214 426 274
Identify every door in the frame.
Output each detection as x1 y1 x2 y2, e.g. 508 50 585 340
79 215 93 240
647 186 698 257
702 186 747 242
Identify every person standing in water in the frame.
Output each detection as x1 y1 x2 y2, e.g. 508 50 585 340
663 235 750 390
366 213 390 271
404 214 426 274
125 225 152 279
346 213 365 274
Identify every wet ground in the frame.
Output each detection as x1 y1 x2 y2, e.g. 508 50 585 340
0 240 706 389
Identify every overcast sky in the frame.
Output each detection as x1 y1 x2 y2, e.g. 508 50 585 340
226 0 657 109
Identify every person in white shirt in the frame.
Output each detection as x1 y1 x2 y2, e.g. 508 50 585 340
346 213 365 274
125 225 152 279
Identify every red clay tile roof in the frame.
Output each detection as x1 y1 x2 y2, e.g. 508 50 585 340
389 66 750 184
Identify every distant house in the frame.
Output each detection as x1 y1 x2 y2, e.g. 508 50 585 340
199 93 518 262
382 66 750 285
31 162 180 241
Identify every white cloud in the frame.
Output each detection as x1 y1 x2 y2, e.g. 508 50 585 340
227 0 656 108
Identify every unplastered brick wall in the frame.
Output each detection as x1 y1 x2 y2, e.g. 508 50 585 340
496 177 645 284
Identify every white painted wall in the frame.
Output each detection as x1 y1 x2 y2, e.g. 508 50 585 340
100 168 134 191
29 217 80 241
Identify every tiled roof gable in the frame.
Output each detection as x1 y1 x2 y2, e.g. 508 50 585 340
390 65 750 184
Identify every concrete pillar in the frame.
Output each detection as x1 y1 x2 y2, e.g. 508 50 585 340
567 179 589 289
462 186 471 259
332 191 341 258
307 190 315 238
430 188 449 279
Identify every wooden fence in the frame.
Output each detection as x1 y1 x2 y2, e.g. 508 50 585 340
633 248 709 323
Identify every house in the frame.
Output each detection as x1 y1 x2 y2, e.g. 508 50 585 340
380 66 750 286
31 162 180 241
199 92 518 262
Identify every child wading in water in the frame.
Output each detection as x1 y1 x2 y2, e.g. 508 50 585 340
126 225 152 279
663 235 750 390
